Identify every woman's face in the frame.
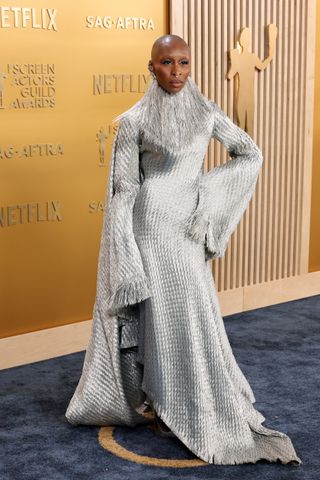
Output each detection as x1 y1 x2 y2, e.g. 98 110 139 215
149 41 191 94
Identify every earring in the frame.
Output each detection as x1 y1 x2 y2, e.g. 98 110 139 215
148 65 156 79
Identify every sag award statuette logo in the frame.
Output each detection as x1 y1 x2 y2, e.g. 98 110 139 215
96 127 108 167
0 63 56 109
0 69 7 109
96 124 118 167
227 24 278 137
89 124 118 213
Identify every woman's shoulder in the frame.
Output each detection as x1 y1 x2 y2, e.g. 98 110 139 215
113 100 143 127
112 106 142 146
207 99 226 117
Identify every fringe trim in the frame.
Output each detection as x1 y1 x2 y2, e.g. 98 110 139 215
185 211 227 260
205 220 227 259
106 275 152 314
141 383 303 466
185 209 208 244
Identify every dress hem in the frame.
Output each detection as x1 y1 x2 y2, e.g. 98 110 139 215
140 382 302 466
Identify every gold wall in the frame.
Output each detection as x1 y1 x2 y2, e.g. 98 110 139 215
310 0 320 272
0 0 168 338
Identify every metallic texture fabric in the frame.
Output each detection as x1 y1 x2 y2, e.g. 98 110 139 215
65 77 302 466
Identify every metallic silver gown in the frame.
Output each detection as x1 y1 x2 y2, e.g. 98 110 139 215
65 77 302 466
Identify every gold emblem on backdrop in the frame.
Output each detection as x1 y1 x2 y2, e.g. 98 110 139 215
96 124 119 167
0 64 56 109
0 7 57 30
227 24 277 137
96 127 108 167
0 70 6 108
88 201 105 213
86 16 154 30
93 73 152 95
0 144 64 159
0 201 62 228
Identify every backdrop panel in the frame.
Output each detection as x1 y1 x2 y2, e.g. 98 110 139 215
0 0 168 337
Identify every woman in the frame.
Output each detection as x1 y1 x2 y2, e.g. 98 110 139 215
65 34 302 466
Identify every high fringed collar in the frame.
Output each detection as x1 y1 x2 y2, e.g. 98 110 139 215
113 76 214 152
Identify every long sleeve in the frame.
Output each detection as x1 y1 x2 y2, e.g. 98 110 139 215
96 115 152 315
64 117 152 428
186 102 263 260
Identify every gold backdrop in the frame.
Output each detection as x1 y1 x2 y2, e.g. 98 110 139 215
0 0 168 337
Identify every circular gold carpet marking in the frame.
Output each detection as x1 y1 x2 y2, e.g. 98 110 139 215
98 426 207 468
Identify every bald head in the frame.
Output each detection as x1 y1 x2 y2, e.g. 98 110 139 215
151 34 190 62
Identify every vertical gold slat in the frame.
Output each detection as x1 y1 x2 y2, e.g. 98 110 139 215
212 0 222 287
207 0 214 170
239 0 249 288
258 0 267 286
203 0 210 175
234 0 243 289
189 0 194 75
297 0 306 274
248 0 258 287
195 0 202 88
221 0 229 290
300 0 316 274
263 0 272 283
283 0 293 279
183 0 189 40
295 0 305 275
170 0 183 37
220 0 228 290
278 0 288 280
201 0 209 202
222 0 231 290
265 0 276 283
271 0 281 281
227 0 237 290
202 0 209 97
241 0 252 287
259 0 267 285
252 0 263 286
287 0 297 277
279 0 288 280
284 0 292 280
292 0 301 277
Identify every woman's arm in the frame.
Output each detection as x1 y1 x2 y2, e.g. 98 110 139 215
186 102 263 260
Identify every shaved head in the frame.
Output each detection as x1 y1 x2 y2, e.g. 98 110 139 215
151 34 190 62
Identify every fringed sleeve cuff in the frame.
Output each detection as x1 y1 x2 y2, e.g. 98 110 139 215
105 274 151 314
186 102 263 260
96 115 152 315
106 183 152 313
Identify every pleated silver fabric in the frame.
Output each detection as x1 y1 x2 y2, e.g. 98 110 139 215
65 76 302 466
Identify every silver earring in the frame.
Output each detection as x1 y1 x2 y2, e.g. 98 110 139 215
148 64 156 79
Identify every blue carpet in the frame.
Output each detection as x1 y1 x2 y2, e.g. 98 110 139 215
1 294 319 480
